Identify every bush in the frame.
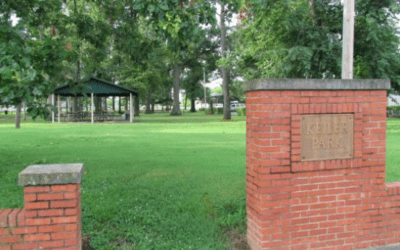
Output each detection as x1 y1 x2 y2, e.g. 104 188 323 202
388 106 400 116
388 106 400 112
206 107 223 114
215 107 223 114
199 108 206 112
237 107 246 116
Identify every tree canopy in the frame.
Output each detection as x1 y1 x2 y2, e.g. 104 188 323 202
2 0 400 128
231 0 400 91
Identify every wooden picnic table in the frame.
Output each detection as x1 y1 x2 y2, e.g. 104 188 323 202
63 111 116 122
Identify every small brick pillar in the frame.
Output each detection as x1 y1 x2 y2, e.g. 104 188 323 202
0 163 84 250
245 79 400 250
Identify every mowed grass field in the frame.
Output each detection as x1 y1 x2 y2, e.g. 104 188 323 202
0 112 399 249
0 112 247 249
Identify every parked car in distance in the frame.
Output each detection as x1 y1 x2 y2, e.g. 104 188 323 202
0 106 17 112
230 102 245 112
207 102 245 112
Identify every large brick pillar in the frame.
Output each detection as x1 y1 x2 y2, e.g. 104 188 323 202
245 79 400 250
0 163 83 250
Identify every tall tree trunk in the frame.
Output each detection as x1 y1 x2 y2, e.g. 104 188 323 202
220 3 231 120
310 0 316 24
134 96 139 116
112 97 115 111
72 97 78 112
125 97 128 112
190 99 196 112
171 64 181 115
95 96 101 112
118 97 122 113
15 104 21 129
48 95 52 119
23 102 27 120
145 89 152 114
73 54 81 113
104 97 107 111
184 94 188 110
151 100 155 113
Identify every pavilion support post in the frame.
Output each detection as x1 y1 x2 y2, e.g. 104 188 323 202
58 95 60 123
91 93 94 124
51 94 55 123
130 93 133 123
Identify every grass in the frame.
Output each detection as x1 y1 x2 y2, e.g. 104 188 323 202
386 118 400 182
0 111 247 249
0 112 399 249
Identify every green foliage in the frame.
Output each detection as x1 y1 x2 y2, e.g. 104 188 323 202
207 107 224 114
230 81 246 102
0 0 69 121
237 107 246 116
212 88 223 94
233 0 400 91
388 106 400 112
215 198 246 232
388 105 400 117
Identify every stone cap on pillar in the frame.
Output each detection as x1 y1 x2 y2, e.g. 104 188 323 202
245 79 391 91
18 163 84 186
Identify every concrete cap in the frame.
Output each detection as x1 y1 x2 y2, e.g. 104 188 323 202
245 79 391 91
18 163 84 186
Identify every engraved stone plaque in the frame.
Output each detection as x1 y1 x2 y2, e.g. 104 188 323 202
300 114 354 161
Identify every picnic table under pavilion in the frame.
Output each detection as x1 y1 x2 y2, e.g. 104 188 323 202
51 77 138 123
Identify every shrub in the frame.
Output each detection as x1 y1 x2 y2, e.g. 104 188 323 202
237 107 246 116
388 106 400 116
206 107 223 114
215 107 223 114
388 106 400 112
199 108 206 112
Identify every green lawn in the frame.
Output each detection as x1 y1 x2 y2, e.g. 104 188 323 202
0 112 247 249
0 112 399 249
386 118 400 182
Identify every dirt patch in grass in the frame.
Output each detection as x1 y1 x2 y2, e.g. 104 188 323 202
226 228 250 250
83 235 94 250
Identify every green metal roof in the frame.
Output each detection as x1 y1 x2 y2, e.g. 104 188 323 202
53 77 138 97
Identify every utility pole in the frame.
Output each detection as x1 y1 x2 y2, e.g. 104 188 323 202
342 0 355 79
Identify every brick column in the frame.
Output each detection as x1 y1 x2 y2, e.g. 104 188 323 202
0 163 83 250
245 79 400 250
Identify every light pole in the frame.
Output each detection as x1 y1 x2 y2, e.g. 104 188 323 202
342 0 355 79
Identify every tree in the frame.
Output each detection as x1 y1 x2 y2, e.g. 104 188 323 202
212 1 244 120
230 80 245 102
232 0 400 91
131 0 216 116
182 65 204 112
0 0 68 128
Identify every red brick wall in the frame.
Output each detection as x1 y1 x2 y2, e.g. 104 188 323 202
0 184 82 250
246 90 400 250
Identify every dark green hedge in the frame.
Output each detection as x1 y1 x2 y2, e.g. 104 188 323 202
237 107 246 116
